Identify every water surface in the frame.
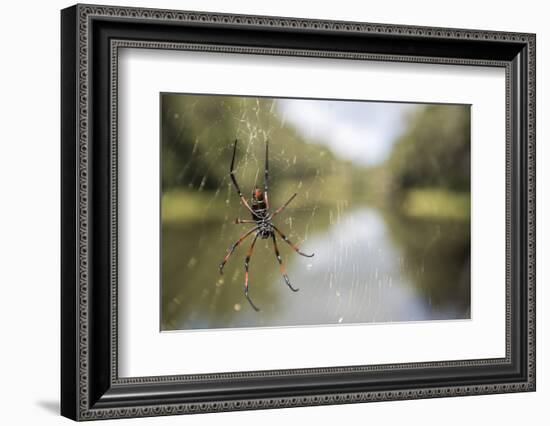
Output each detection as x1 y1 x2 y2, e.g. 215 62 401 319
161 204 470 330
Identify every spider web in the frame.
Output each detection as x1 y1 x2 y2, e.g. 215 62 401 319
160 95 470 330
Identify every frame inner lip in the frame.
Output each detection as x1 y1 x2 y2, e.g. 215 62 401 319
110 38 513 384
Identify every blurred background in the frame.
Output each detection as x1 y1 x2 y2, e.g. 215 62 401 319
160 94 470 330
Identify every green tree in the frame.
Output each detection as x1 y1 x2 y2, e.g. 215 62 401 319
388 105 470 192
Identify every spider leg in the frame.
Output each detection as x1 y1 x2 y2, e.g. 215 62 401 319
244 234 261 311
230 139 257 217
264 140 269 209
270 193 297 218
272 233 299 292
272 225 314 258
234 218 256 224
219 226 259 274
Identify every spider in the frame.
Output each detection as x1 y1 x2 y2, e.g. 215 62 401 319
219 139 314 311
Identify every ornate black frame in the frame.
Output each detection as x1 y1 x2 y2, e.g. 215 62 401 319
61 3 536 421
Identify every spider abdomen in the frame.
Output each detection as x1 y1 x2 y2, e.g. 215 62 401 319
251 188 267 218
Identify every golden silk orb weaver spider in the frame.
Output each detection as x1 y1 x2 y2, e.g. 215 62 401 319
218 140 314 311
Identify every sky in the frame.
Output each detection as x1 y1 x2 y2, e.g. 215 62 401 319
276 98 420 166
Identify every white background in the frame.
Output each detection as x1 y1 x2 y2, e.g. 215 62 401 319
0 0 546 425
119 50 505 376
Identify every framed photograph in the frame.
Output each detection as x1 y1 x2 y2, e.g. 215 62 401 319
61 3 536 421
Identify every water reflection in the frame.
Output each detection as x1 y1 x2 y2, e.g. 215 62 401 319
162 204 470 330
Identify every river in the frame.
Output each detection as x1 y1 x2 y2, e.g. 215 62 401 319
162 205 470 330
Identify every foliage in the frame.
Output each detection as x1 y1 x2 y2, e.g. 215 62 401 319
161 94 340 193
386 104 471 192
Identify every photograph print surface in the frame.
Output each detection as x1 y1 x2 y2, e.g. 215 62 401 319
160 93 471 331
